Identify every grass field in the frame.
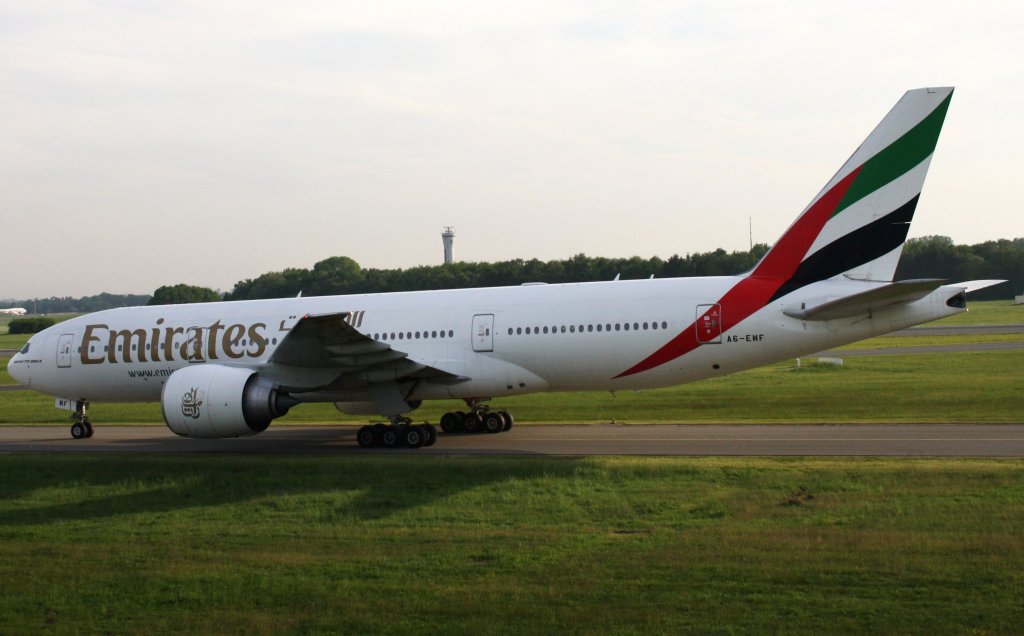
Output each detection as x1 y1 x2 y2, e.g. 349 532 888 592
2 303 1022 634
932 299 1023 325
0 455 1022 634
0 333 29 349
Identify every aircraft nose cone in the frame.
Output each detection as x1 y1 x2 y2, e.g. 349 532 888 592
7 353 26 384
7 338 34 386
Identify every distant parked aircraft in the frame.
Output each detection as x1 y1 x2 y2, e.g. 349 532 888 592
0 308 27 316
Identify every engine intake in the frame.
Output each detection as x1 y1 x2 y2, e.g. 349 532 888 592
162 364 296 438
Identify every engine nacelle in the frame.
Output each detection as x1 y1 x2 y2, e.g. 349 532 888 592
161 364 296 438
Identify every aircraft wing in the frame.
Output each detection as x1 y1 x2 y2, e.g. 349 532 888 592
783 279 947 321
268 312 465 385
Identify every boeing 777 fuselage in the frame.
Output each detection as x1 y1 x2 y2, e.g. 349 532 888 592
8 87 999 448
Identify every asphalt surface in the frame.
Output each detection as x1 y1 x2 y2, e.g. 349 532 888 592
890 324 1024 336
1 424 1023 456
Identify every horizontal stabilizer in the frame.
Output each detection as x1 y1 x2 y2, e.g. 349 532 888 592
784 279 946 321
955 279 1007 294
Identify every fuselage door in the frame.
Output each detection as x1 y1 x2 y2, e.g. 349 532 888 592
472 314 494 352
56 333 74 368
696 304 722 344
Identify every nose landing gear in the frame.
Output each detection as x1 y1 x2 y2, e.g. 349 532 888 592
353 399 513 449
70 400 94 439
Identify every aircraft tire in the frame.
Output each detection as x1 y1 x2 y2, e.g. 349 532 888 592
71 422 88 440
440 412 460 434
482 412 504 434
421 424 437 447
463 413 481 434
500 411 514 432
382 428 399 448
357 426 376 448
403 426 424 449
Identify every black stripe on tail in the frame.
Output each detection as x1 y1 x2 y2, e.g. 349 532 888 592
769 195 919 303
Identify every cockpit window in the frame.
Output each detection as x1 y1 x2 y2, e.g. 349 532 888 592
20 343 30 355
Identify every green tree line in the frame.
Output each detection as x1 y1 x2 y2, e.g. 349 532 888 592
147 284 222 306
3 236 1019 311
224 236 1022 301
223 247 774 300
895 236 1024 300
0 293 151 314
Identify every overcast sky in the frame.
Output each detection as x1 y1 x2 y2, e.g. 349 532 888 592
1 1 1022 299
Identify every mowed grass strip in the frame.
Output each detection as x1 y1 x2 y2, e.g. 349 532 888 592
0 455 1022 635
3 349 1021 424
0 333 29 349
933 299 1023 325
835 332 1024 350
0 356 12 385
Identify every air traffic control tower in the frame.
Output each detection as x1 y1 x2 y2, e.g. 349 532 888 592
441 226 455 264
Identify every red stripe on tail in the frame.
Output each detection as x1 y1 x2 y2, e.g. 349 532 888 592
614 167 861 379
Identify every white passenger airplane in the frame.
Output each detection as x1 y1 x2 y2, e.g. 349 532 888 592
0 308 27 316
7 87 1001 447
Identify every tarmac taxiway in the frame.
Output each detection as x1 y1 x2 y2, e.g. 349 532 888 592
1 424 1023 456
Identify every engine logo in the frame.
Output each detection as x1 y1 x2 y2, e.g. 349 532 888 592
181 387 203 419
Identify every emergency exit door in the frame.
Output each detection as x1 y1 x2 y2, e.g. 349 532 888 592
696 304 722 344
472 314 494 352
56 333 74 368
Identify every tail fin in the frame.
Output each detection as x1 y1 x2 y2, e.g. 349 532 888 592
615 88 954 379
754 87 953 301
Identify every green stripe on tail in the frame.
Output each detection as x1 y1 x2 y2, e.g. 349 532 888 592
832 92 952 218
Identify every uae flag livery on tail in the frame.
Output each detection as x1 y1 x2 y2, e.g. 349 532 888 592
617 87 954 378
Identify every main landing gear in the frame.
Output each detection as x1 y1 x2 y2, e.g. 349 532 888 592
70 400 94 439
354 401 513 449
438 401 514 436
356 417 438 449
